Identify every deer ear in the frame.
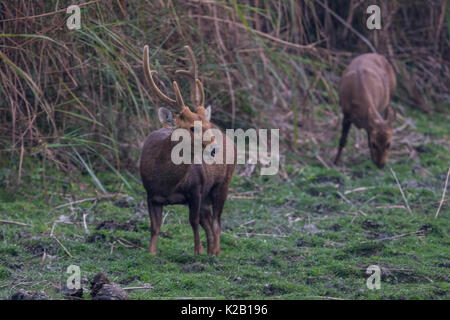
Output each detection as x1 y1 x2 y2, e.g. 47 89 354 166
385 107 396 125
158 107 174 127
205 105 212 121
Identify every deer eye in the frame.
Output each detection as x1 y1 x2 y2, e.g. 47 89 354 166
386 143 391 149
371 142 377 150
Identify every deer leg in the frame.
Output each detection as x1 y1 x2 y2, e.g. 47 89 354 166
334 113 352 164
199 205 215 255
189 195 203 255
147 197 162 255
211 185 228 255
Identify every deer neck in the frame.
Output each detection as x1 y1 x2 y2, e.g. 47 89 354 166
366 103 387 131
156 134 193 193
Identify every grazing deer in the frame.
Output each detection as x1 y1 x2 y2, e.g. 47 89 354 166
334 53 397 168
140 45 236 255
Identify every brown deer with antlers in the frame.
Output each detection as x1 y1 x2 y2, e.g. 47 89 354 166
334 53 397 168
140 45 236 255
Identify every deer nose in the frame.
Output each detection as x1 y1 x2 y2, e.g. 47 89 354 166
210 145 220 157
377 162 385 169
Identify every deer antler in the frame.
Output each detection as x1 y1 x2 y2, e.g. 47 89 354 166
175 46 205 108
143 45 185 111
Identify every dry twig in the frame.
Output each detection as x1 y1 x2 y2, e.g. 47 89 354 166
0 219 31 226
435 167 450 218
390 167 413 215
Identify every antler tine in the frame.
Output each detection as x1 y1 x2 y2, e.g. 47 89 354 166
172 81 186 109
175 45 205 108
143 45 184 111
195 79 205 108
175 46 198 79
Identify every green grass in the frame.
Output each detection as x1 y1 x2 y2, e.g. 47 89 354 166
0 108 449 300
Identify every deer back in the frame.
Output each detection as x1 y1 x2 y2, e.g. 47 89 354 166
339 53 396 130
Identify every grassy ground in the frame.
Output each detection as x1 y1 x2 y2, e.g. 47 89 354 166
0 107 449 300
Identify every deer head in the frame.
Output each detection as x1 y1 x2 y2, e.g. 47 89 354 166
367 107 396 168
143 45 217 151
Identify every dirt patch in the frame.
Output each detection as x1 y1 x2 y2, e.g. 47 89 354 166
0 257 23 270
153 258 169 265
114 197 135 208
86 232 106 243
24 243 46 255
351 170 367 179
303 223 324 235
346 242 385 257
90 272 130 300
296 238 315 247
358 263 429 284
315 175 344 186
60 284 84 300
10 289 51 300
414 145 430 154
18 231 33 239
253 256 275 267
328 223 342 232
159 231 173 239
263 283 287 296
306 274 334 285
232 277 247 284
95 220 139 232
271 249 305 262
22 240 57 256
119 276 139 285
381 266 423 284
305 187 321 197
361 220 382 230
324 277 352 294
182 262 206 273
364 232 392 240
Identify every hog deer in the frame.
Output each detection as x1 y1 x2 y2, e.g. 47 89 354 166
140 45 236 255
334 53 397 168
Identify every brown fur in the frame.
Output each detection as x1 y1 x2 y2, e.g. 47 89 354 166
140 46 235 255
334 53 397 168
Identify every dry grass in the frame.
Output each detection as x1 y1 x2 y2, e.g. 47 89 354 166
0 0 448 182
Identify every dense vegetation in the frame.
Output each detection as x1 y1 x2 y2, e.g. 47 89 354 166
0 1 449 299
